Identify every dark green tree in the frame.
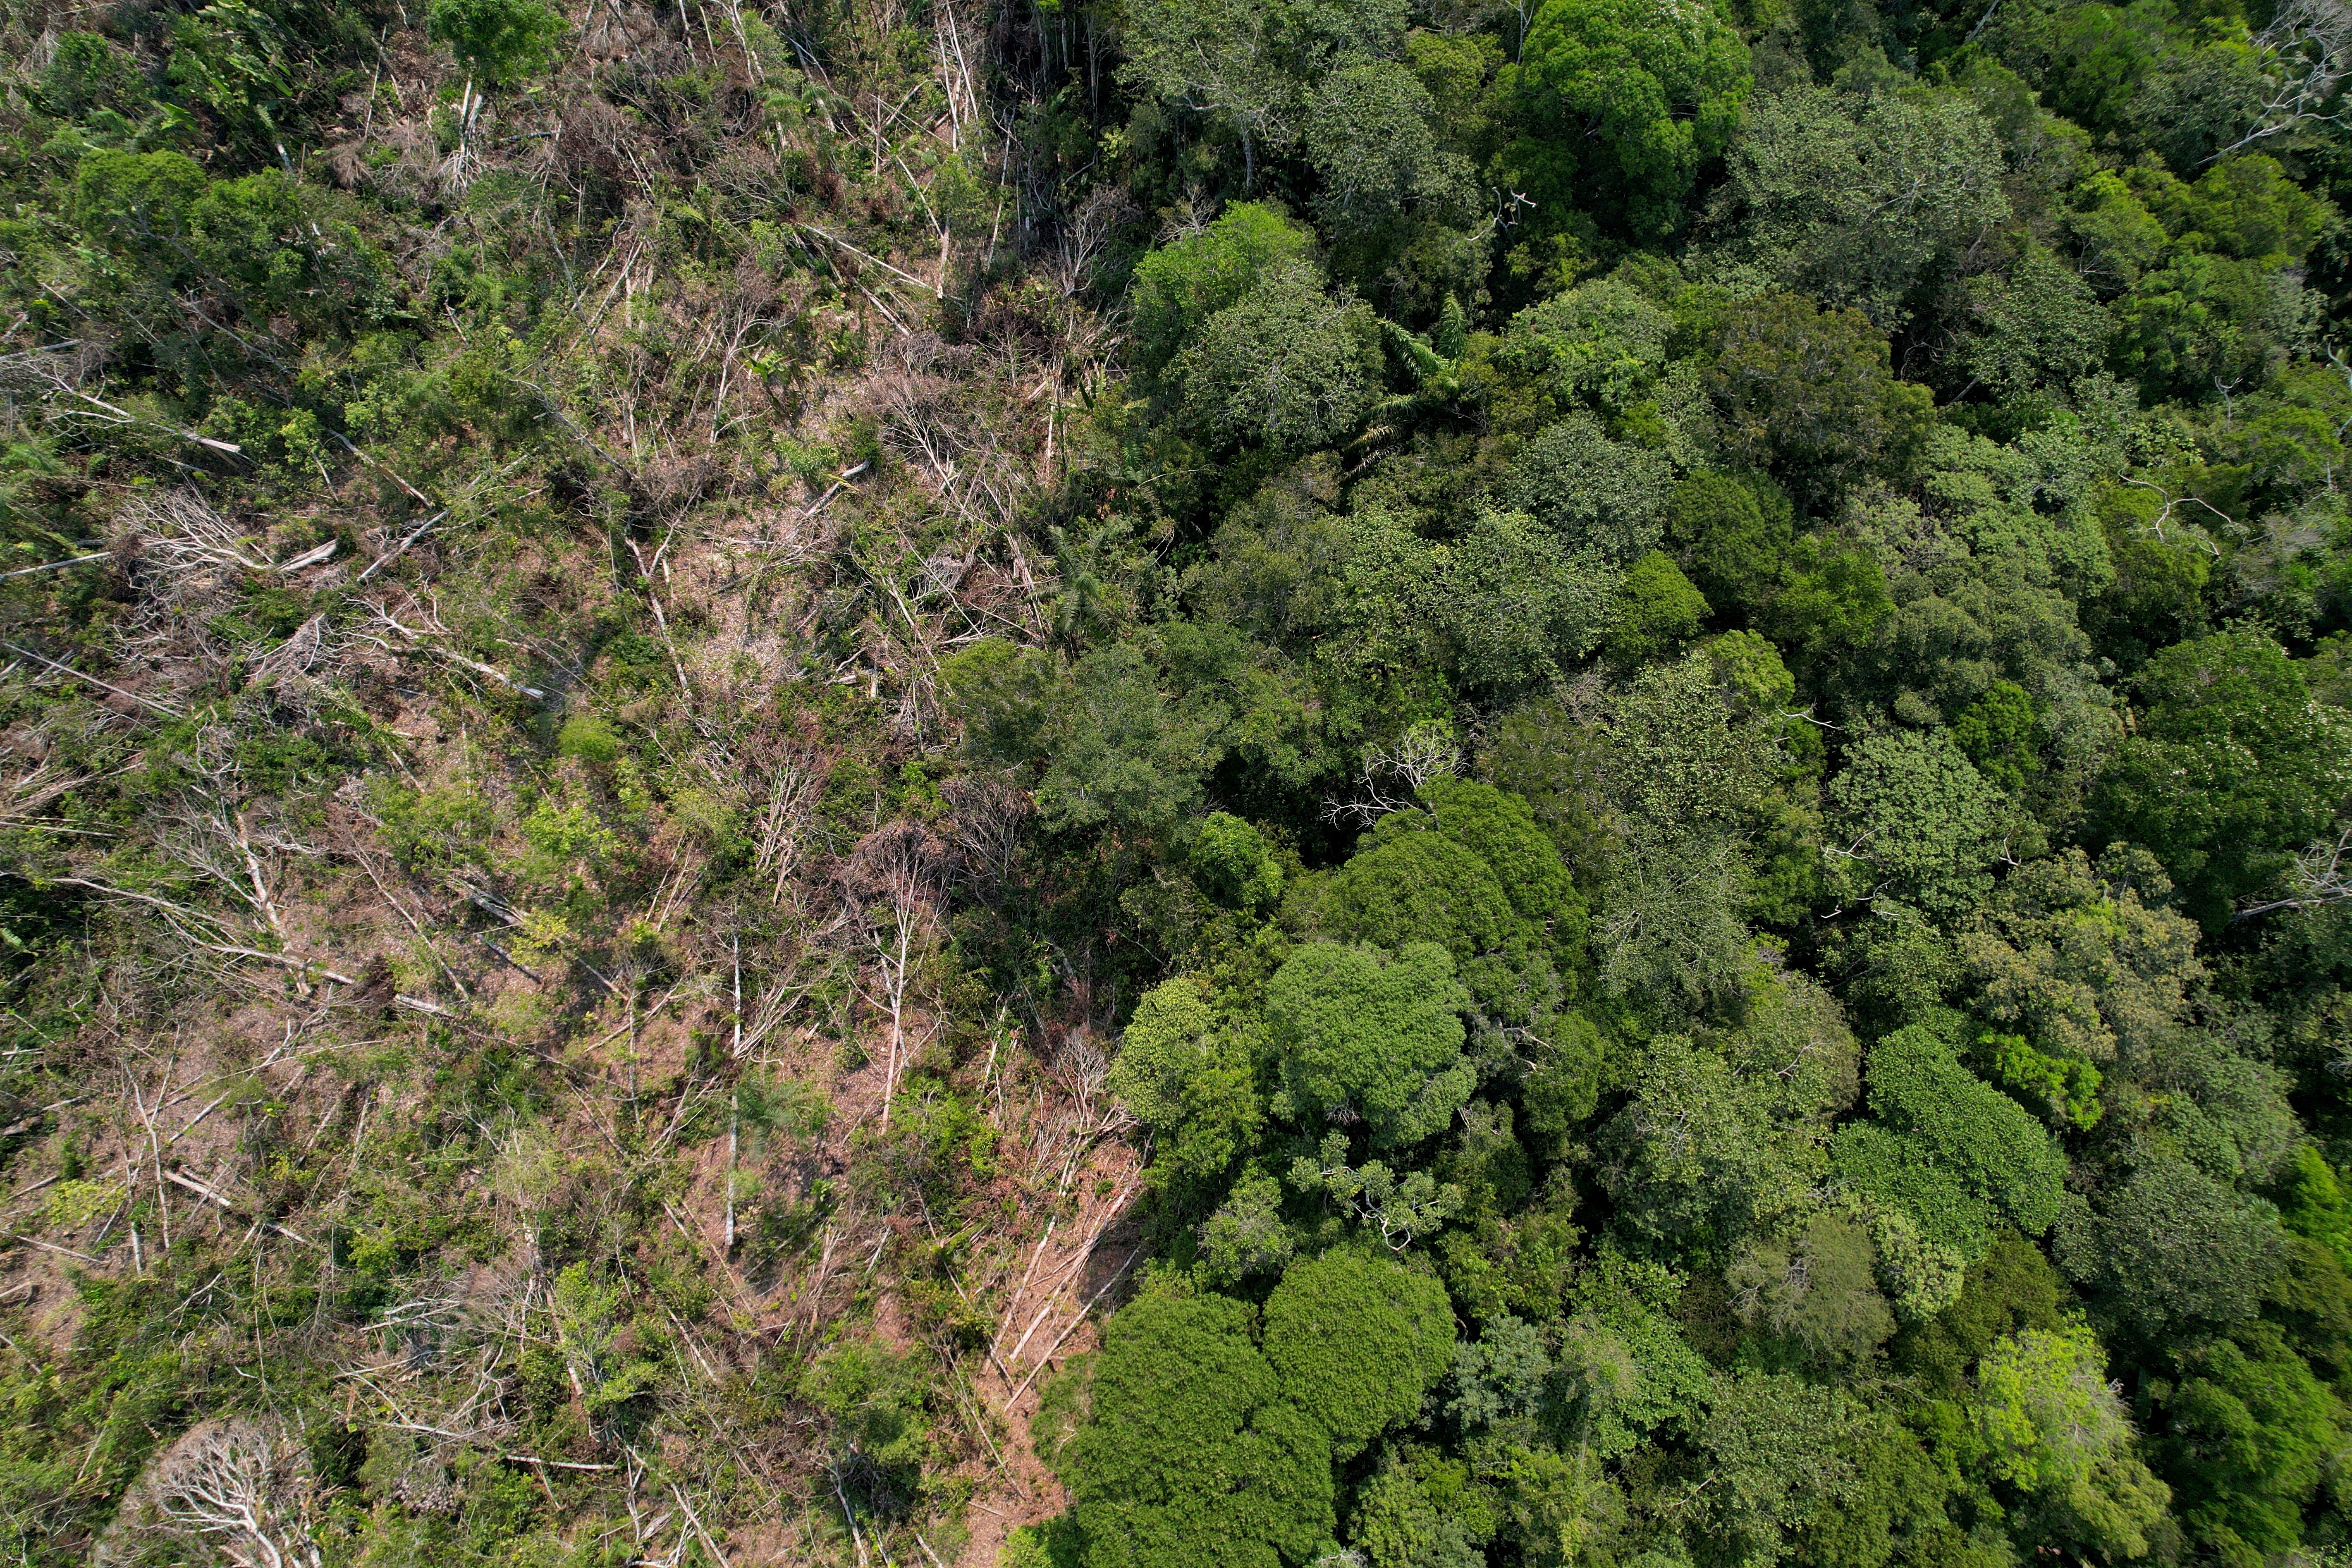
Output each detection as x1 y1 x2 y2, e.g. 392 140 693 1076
2093 630 2352 931
2156 1322 2343 1562
1847 1025 2068 1247
1708 293 1934 506
1504 0 1752 237
1037 645 1211 837
1665 471 1797 625
2061 1158 2288 1344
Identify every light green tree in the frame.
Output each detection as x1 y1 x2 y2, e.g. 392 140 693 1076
1269 941 1476 1149
1326 829 1515 967
1727 1211 1899 1363
1263 1251 1457 1458
1957 848 2201 1067
1191 812 1285 910
1063 1291 1336 1568
1175 261 1384 453
1972 1324 2174 1563
1130 202 1316 373
1200 1169 1299 1283
1974 1324 2135 1493
1435 510 1618 692
1825 729 2008 920
1492 414 1675 563
805 1338 934 1513
1105 973 1223 1133
1121 0 1407 190
1705 84 2012 328
1500 277 1677 416
1606 551 1710 667
2159 1322 2345 1562
1351 1446 1495 1568
426 0 563 87
1417 778 1582 935
1109 977 1262 1185
1864 1205 1968 1322
1304 59 1477 233
1604 650 1789 833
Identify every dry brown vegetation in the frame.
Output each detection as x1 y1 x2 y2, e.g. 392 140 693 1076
0 0 1142 1561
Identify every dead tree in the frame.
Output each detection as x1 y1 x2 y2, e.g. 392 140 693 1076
2208 0 2352 162
98 1418 322 1568
2238 822 2352 918
939 772 1033 898
347 592 548 700
840 821 949 1131
1319 720 1464 828
751 742 827 906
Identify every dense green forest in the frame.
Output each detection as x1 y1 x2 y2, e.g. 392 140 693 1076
2 0 2351 1561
